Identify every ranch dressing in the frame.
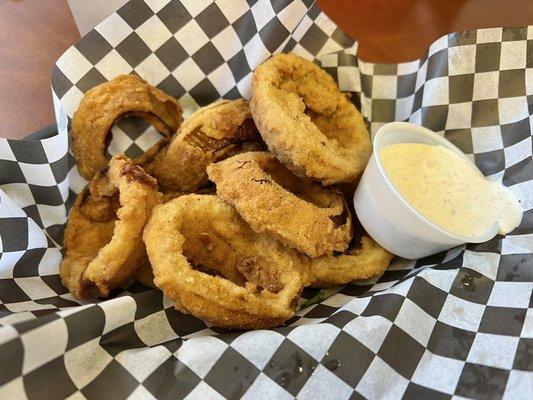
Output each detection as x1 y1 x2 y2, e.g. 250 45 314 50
380 143 523 238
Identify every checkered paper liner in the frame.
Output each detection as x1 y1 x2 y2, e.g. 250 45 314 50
0 0 532 398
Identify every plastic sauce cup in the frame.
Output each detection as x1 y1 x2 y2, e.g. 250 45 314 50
353 122 499 259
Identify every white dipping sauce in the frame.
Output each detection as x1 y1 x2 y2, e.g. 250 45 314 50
380 143 523 238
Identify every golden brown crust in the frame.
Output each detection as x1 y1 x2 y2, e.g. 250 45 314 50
250 53 371 185
308 236 394 287
60 155 161 299
304 179 393 287
143 195 310 329
72 75 183 180
207 152 352 258
145 99 263 192
134 138 170 166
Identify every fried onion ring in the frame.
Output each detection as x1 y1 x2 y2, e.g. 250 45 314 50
60 155 161 299
250 53 371 185
72 75 183 180
143 195 309 329
145 99 263 192
305 179 393 286
207 152 352 258
308 236 394 287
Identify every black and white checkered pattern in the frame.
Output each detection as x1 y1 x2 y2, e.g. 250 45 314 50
0 1 532 398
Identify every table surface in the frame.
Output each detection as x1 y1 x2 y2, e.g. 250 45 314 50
1 0 532 140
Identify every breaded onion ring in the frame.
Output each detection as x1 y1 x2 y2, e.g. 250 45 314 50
207 152 353 258
60 155 161 299
304 178 393 287
143 195 309 329
72 75 183 180
145 99 263 192
250 53 371 185
309 236 394 288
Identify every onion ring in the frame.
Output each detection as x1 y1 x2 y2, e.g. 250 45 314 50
250 53 371 185
306 179 393 286
143 195 309 329
308 236 394 287
207 152 352 258
72 75 183 180
145 99 263 192
60 155 161 298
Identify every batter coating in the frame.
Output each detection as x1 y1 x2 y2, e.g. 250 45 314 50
143 195 310 329
72 75 183 180
309 236 394 287
60 155 161 299
251 53 371 185
145 99 263 192
207 152 352 258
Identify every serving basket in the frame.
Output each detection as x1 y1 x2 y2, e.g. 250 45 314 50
0 1 531 398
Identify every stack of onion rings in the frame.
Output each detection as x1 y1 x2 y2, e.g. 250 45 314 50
207 152 352 258
72 75 183 180
60 155 161 298
145 99 263 192
250 53 371 185
62 57 394 329
143 195 309 329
